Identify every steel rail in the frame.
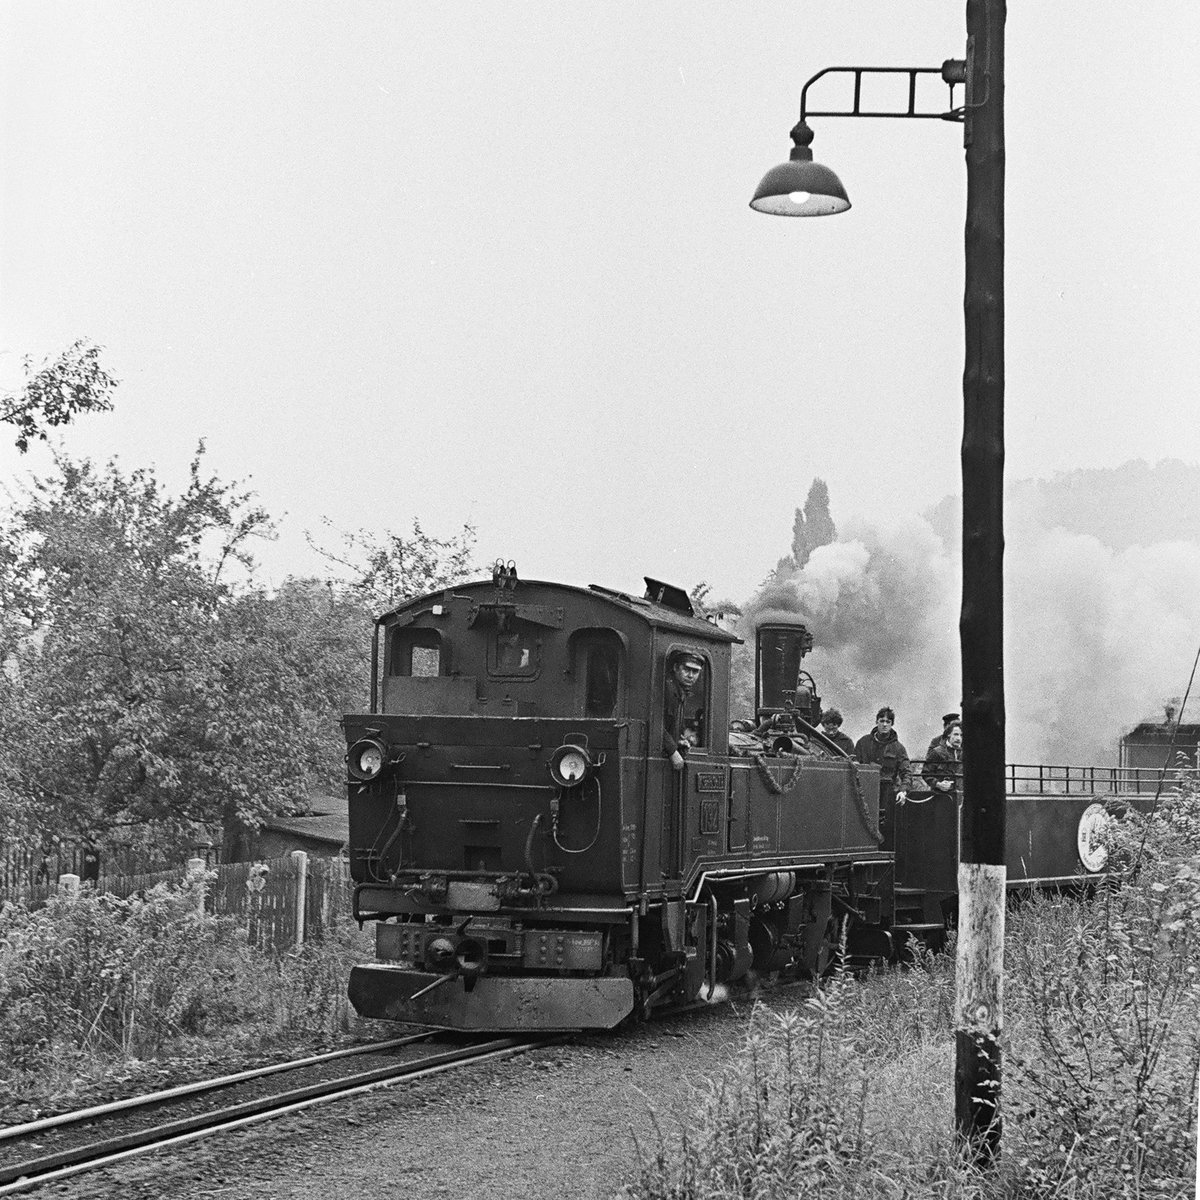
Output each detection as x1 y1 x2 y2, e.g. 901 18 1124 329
0 1031 434 1143
0 1036 553 1195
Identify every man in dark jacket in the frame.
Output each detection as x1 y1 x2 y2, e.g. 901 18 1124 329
922 721 963 800
662 650 706 770
819 708 856 757
854 707 912 848
925 711 961 760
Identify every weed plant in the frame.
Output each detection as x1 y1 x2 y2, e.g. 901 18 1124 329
624 782 1200 1199
0 875 374 1114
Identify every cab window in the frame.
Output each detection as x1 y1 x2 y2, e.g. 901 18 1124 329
569 629 623 718
389 627 442 677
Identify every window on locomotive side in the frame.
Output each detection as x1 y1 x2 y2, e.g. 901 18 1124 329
389 627 443 677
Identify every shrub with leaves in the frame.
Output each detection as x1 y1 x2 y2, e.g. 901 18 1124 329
0 878 372 1111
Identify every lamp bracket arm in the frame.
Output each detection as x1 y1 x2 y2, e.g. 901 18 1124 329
798 64 966 124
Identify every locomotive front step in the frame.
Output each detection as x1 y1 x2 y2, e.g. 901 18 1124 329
348 964 635 1032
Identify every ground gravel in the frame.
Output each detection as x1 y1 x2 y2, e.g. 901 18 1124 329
37 993 797 1200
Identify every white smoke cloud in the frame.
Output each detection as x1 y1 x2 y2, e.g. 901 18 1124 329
739 467 1200 766
1007 528 1200 763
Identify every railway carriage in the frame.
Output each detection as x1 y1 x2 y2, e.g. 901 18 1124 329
344 563 1120 1032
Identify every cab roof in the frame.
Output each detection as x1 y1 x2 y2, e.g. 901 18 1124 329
379 576 741 645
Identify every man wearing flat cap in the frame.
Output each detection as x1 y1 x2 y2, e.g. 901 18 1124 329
926 711 961 760
663 650 706 770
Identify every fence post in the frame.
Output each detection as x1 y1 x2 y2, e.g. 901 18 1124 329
291 850 308 948
59 873 80 897
187 857 207 916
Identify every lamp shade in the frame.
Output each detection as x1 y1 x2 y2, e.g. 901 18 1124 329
749 120 850 217
749 159 850 216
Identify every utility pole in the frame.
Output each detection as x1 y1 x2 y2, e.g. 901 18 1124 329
955 0 1007 1163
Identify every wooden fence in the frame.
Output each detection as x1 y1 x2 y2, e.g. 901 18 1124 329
0 853 355 955
0 842 197 890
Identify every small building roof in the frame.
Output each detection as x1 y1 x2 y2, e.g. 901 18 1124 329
261 808 348 847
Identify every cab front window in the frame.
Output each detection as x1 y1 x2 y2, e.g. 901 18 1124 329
389 627 443 677
488 626 540 677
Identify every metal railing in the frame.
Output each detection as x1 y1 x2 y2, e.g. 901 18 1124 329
907 761 1184 797
1004 763 1181 797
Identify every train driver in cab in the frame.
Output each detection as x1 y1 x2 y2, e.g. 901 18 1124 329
663 650 706 770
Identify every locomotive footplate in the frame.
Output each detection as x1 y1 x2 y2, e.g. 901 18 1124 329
348 965 635 1032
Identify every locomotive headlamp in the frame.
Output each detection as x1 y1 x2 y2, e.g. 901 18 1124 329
347 737 389 782
548 743 602 788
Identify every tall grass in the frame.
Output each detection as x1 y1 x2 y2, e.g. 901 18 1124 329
0 876 374 1113
624 784 1200 1199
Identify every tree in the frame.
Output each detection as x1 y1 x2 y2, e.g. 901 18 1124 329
0 451 479 860
306 517 476 615
790 478 837 571
0 449 281 854
2 340 117 453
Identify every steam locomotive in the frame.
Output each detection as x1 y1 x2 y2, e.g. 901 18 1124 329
344 564 1113 1032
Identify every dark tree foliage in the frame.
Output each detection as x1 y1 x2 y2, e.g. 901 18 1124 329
2 340 118 453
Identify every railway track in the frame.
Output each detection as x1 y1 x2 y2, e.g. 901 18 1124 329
0 1032 554 1195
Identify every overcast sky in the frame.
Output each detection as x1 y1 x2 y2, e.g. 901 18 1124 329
2 2 1197 602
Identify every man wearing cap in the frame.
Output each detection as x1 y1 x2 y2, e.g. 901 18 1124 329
662 650 706 770
922 720 963 800
925 712 961 761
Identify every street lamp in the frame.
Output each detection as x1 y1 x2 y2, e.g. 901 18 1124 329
751 0 1007 1164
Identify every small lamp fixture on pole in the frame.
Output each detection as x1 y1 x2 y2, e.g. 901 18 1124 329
749 120 850 216
749 0 1007 1167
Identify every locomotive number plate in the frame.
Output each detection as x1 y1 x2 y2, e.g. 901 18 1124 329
699 801 721 835
694 771 726 793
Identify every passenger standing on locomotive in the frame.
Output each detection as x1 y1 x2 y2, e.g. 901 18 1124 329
854 707 911 848
819 708 856 757
924 711 961 760
922 720 963 800
663 650 706 770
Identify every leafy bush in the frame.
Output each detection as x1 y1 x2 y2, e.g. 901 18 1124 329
0 876 372 1111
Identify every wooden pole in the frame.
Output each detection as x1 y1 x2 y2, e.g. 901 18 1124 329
956 0 1007 1163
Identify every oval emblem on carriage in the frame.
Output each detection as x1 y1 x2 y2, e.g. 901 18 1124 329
1076 802 1111 872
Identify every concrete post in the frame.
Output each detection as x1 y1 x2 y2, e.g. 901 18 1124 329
291 850 309 948
59 873 80 896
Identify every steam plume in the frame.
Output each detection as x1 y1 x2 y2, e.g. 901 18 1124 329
738 463 1200 765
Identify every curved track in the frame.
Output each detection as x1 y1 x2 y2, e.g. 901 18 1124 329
0 1034 553 1195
